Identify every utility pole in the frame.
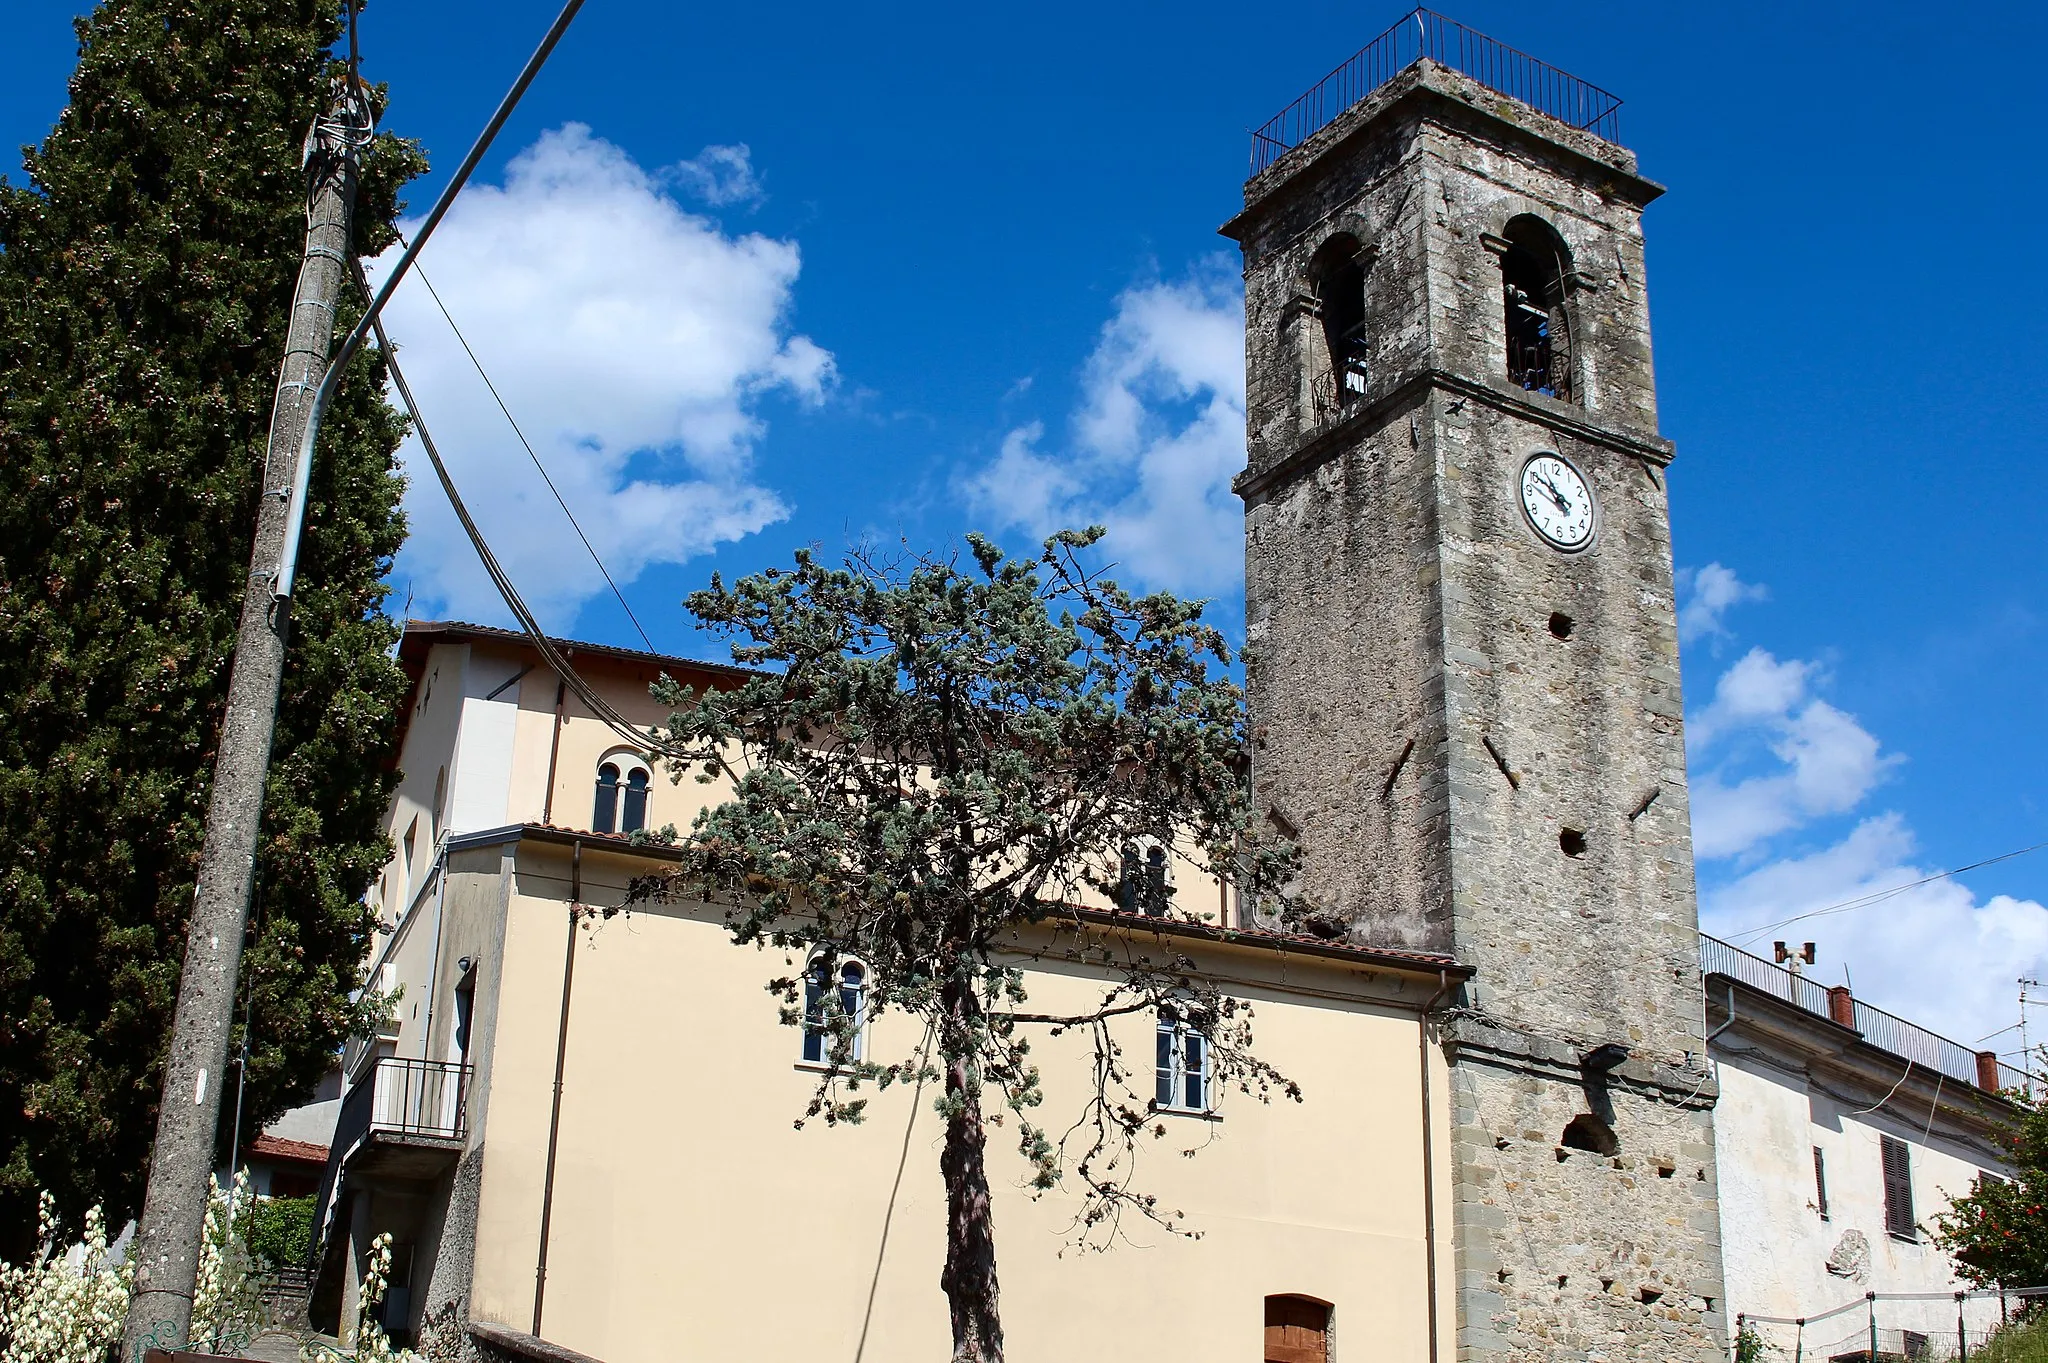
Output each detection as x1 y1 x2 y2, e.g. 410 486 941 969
121 79 372 1359
2022 977 2041 1101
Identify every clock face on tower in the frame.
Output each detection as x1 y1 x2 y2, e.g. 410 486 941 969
1518 452 1596 551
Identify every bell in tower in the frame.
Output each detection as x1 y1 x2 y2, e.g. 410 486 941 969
1225 14 1724 1363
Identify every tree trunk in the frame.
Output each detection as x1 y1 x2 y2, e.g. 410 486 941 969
939 981 1003 1363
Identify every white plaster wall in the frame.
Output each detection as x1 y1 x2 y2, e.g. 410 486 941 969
380 642 470 925
462 847 1456 1363
441 647 528 838
1715 1051 2008 1347
265 1097 341 1147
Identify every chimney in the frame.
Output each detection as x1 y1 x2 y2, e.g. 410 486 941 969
1826 985 1856 1030
1976 1050 2003 1092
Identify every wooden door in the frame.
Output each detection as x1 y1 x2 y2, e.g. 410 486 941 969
1264 1295 1329 1363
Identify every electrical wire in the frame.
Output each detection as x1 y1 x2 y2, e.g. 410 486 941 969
350 259 691 764
1846 1055 1916 1118
398 240 657 652
1727 840 2048 946
274 0 586 599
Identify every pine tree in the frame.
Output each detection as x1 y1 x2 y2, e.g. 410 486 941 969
634 531 1300 1363
0 0 425 1255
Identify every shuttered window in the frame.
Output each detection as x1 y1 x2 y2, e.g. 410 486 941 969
1264 1295 1329 1363
1881 1135 1916 1241
1813 1146 1829 1219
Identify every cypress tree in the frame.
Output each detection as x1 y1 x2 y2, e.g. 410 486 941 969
0 0 426 1253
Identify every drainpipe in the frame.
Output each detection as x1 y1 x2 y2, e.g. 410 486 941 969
419 839 451 1062
1418 969 1454 1363
1706 982 1738 1046
540 674 568 825
533 838 582 1337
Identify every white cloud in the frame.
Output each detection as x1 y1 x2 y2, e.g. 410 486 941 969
1677 562 1768 646
1701 815 2048 1057
1687 647 1898 860
961 261 1247 596
371 124 831 624
1684 571 2048 1063
665 143 764 208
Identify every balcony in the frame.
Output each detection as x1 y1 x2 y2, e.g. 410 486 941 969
341 1054 469 1142
310 1057 471 1257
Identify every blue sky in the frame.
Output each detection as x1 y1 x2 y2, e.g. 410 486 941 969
5 0 2045 1054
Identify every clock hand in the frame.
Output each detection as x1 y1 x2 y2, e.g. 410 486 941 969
1537 475 1572 512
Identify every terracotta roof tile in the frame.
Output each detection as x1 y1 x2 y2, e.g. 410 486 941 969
247 1134 329 1166
506 825 1471 978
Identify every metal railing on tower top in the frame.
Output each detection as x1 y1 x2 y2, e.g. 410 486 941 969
1249 8 1624 175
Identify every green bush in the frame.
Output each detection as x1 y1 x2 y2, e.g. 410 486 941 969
238 1195 315 1269
1973 1312 2048 1363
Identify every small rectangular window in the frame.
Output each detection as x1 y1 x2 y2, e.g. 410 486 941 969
1154 1007 1210 1113
1813 1146 1829 1219
1881 1135 1916 1241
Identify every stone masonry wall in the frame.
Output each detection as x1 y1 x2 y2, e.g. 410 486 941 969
1231 59 1725 1363
1447 1025 1724 1363
1244 409 1451 950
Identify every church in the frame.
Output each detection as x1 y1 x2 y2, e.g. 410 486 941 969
291 16 2021 1363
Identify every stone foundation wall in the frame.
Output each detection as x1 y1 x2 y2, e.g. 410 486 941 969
1446 1017 1724 1362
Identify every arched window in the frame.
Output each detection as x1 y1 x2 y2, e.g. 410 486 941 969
1115 842 1172 917
802 955 867 1065
1264 1295 1331 1363
1155 998 1210 1113
621 767 649 833
1497 215 1575 402
1307 235 1370 413
591 753 651 834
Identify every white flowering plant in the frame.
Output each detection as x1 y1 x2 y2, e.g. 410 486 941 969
0 1172 265 1363
0 1194 129 1363
300 1233 421 1363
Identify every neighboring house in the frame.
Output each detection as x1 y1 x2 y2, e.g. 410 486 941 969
223 1064 338 1200
1702 936 2023 1349
242 1135 328 1200
305 621 1470 1361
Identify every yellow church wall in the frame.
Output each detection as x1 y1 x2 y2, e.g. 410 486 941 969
461 837 1452 1363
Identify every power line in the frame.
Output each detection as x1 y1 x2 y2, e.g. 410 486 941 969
399 240 657 652
1728 840 2048 945
351 259 689 764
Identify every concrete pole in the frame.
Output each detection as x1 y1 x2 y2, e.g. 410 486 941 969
121 83 369 1360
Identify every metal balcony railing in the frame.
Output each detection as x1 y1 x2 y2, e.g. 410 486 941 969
1250 8 1624 175
308 1056 471 1266
1701 934 2032 1095
349 1055 470 1139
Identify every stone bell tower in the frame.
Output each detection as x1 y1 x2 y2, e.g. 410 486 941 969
1223 34 1725 1363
